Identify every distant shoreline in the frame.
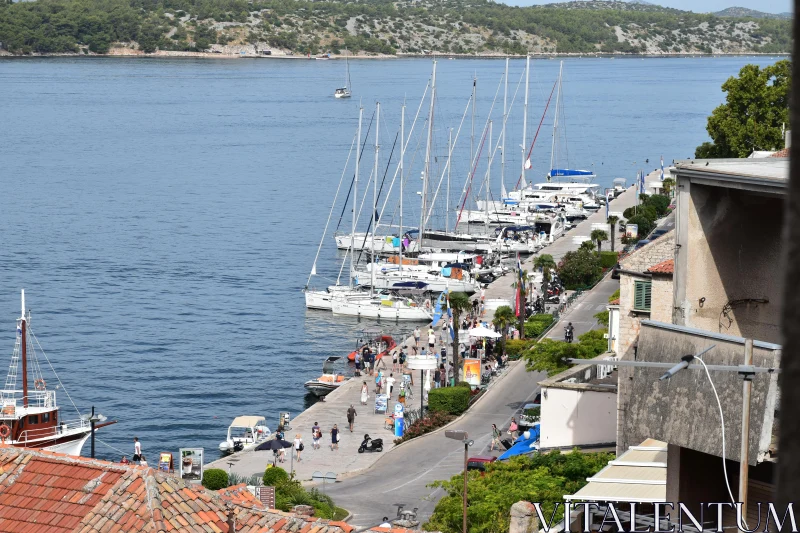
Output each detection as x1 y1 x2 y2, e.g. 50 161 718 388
0 51 789 60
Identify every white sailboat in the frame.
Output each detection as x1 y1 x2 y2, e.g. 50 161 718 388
334 50 352 99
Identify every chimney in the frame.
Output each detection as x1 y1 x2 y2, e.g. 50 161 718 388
226 505 236 533
509 501 540 533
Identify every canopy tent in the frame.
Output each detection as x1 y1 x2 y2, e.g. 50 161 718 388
499 424 540 460
467 326 501 339
230 416 266 428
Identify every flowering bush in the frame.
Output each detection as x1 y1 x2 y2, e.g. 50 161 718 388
393 411 455 444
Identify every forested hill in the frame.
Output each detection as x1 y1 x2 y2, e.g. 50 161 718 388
0 0 791 56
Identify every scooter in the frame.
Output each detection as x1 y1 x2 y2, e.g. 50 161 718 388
564 326 574 343
358 434 384 453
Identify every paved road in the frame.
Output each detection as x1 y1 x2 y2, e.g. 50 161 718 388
324 360 546 529
546 276 619 341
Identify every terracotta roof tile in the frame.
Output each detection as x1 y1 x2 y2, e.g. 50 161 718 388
770 148 789 158
646 259 674 274
608 298 620 305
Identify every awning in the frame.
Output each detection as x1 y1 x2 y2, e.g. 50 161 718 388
499 424 540 460
230 416 266 428
564 439 667 503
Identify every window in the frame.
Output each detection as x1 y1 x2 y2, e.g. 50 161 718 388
42 413 50 423
634 281 652 312
28 415 39 424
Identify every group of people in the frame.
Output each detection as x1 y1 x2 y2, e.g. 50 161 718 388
121 436 147 466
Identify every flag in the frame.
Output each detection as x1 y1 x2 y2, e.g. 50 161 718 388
524 158 532 170
660 156 664 181
514 253 524 317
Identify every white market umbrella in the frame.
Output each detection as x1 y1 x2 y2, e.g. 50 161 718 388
467 326 501 339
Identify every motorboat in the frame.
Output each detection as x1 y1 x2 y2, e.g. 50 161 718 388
304 356 350 397
493 226 541 254
219 416 271 454
304 285 369 311
332 292 433 321
346 330 397 361
527 211 568 243
0 290 116 456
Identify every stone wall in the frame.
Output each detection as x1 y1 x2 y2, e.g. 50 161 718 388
650 274 674 323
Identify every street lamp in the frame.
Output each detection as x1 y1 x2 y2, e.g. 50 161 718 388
89 406 101 459
445 430 473 533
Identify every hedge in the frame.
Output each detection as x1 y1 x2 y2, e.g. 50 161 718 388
428 386 471 415
202 469 229 490
599 251 619 269
263 466 289 487
524 314 554 338
505 339 535 359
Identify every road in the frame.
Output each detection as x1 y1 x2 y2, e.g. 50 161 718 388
324 360 546 529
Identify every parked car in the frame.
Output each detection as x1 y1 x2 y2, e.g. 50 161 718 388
467 456 497 472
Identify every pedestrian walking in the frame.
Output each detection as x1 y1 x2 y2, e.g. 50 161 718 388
369 350 376 376
375 371 382 395
399 349 407 371
294 434 304 461
330 425 340 451
434 367 441 388
133 437 142 462
347 404 357 432
392 351 399 372
355 350 362 377
508 418 519 440
427 330 436 351
439 364 447 388
360 381 369 405
386 373 396 399
490 424 501 451
312 422 322 449
413 326 421 347
447 363 454 387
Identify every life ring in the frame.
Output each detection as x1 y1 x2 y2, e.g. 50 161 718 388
424 299 431 310
0 425 9 438
34 379 46 391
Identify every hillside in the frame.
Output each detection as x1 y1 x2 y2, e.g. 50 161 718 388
714 7 792 19
0 0 791 57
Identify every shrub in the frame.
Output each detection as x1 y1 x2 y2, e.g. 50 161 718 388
394 410 455 444
609 289 620 303
202 469 229 490
627 214 655 238
599 251 619 269
594 310 609 327
456 381 472 388
428 386 471 415
505 339 535 360
557 249 602 289
524 314 554 338
262 466 289 487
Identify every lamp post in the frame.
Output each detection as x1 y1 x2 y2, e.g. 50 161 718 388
89 406 100 459
445 430 473 533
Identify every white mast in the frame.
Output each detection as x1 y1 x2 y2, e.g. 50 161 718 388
352 105 363 288
371 101 380 295
400 102 405 271
520 55 529 190
501 57 508 198
446 128 452 234
486 120 492 237
21 289 24 321
550 61 564 178
420 60 437 247
470 76 476 195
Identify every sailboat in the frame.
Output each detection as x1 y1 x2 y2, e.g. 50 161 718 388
0 290 115 456
334 49 352 99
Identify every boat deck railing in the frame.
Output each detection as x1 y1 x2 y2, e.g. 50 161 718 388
0 390 57 415
16 417 90 444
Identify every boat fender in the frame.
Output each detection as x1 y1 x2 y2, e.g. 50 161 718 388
0 425 9 438
34 379 46 391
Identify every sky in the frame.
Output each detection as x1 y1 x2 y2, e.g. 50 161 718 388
502 0 793 15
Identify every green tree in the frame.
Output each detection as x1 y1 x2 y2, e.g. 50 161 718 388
492 305 514 354
661 178 675 198
606 215 619 252
448 291 472 382
627 213 655 238
524 329 607 376
557 248 602 289
579 240 595 252
533 254 556 302
590 229 608 253
695 60 791 158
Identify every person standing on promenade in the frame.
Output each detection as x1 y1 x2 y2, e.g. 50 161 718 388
392 351 399 373
355 349 362 377
294 434 304 462
439 364 447 388
427 329 436 352
369 350 376 376
360 381 369 405
133 437 142 463
347 405 357 432
330 424 339 451
508 418 519 440
413 326 421 348
434 367 441 388
386 373 396 399
490 424 501 451
312 422 322 450
375 371 382 395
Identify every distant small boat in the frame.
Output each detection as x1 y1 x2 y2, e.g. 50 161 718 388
304 356 350 397
335 49 352 98
219 416 270 454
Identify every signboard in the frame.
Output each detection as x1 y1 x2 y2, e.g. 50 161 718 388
463 358 481 387
625 224 639 239
257 486 276 509
158 453 173 473
179 448 204 481
374 394 388 414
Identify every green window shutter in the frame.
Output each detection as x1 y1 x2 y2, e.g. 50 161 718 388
634 281 652 312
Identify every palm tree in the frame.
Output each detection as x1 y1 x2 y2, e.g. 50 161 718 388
579 240 595 252
590 229 609 253
448 291 473 384
533 254 556 306
492 305 515 354
607 215 619 252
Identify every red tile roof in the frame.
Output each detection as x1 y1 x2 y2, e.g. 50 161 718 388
608 298 620 305
647 259 674 274
0 446 353 533
770 148 790 158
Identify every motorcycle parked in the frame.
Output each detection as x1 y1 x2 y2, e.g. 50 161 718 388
358 434 384 453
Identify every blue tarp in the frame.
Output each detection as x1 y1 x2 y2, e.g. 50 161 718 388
441 267 452 277
548 169 596 178
498 424 540 460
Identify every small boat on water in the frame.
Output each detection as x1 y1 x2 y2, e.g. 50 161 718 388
334 49 352 98
0 290 115 456
304 356 350 397
219 416 271 454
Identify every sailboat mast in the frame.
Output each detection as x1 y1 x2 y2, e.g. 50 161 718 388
486 120 492 237
371 101 380 295
20 290 28 408
501 58 508 198
352 105 363 289
470 76 476 188
400 102 405 272
446 128 452 235
520 56 529 189
420 60 437 246
550 61 563 176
